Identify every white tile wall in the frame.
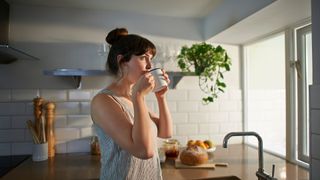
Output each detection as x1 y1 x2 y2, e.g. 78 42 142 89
0 86 243 155
310 110 320 134
311 134 320 160
310 84 320 180
311 159 320 180
0 117 11 129
0 89 11 102
11 89 39 101
41 89 68 101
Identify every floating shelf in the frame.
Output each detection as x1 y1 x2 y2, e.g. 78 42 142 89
43 69 195 89
43 69 108 89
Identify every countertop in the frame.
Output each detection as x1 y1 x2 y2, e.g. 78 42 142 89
1 144 309 180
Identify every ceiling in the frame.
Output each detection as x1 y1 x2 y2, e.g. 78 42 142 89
7 0 223 18
5 0 310 44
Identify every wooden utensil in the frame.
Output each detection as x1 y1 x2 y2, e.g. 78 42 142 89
26 120 40 144
45 102 56 158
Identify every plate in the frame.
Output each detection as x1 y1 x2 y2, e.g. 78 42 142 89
206 146 216 152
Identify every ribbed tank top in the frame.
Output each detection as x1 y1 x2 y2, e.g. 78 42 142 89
92 89 162 180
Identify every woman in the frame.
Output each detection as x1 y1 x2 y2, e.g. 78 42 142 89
91 28 173 180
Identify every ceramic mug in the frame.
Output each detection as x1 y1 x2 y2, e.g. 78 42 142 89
149 68 168 92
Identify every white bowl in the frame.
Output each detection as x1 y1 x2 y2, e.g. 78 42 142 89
206 146 216 152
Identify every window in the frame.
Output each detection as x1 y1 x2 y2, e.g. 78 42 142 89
244 33 286 156
295 24 312 163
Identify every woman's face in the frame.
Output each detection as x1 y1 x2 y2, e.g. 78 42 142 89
123 50 154 83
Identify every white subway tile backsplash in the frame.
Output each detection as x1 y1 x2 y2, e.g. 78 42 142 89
0 143 11 155
80 127 94 137
198 102 219 112
171 113 188 124
55 116 68 128
55 141 67 154
167 101 177 113
11 89 39 101
311 110 320 134
176 124 198 135
177 101 198 112
0 117 11 129
311 159 320 180
80 102 91 114
0 129 25 142
11 142 32 155
55 102 80 115
40 89 67 101
310 85 320 109
208 112 229 122
188 113 208 123
67 138 90 153
229 90 242 100
167 90 188 101
219 123 242 133
69 90 92 101
199 123 219 134
67 115 92 127
229 112 242 122
219 101 238 111
311 134 320 160
55 128 80 141
25 102 34 115
2 85 245 155
11 116 33 128
175 76 199 89
0 103 25 115
187 90 206 101
0 89 11 102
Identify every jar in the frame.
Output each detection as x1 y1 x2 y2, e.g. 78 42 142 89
163 139 180 159
90 136 100 156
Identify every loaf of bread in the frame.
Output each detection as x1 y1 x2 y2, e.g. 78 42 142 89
179 145 208 166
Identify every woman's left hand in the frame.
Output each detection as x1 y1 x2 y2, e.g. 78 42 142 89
155 69 170 98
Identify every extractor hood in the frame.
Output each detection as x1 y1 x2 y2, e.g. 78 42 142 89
0 0 39 64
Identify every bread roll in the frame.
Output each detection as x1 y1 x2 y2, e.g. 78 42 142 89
180 145 208 166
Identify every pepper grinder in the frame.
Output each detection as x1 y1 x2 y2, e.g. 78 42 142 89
45 102 56 158
33 97 44 137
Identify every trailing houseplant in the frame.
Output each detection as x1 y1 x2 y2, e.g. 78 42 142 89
177 42 231 104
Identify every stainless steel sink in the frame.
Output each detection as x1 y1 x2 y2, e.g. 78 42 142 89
194 175 241 180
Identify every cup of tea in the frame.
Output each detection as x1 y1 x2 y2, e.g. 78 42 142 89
149 68 168 92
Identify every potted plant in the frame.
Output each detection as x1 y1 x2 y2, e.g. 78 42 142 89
177 42 231 104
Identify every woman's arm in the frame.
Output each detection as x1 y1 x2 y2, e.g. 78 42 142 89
91 73 156 159
149 69 173 138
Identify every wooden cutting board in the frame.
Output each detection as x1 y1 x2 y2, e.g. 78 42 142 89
175 160 215 169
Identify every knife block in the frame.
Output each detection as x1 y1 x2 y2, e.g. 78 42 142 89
45 102 56 158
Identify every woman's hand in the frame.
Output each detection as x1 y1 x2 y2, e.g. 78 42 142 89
132 72 155 97
155 69 170 98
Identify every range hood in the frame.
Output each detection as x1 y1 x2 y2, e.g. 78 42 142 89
0 0 39 64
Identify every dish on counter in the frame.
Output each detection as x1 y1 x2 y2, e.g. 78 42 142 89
206 146 216 152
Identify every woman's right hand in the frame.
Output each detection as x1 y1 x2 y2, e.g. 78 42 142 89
132 72 155 97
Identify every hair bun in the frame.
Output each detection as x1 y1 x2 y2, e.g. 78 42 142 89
106 28 128 45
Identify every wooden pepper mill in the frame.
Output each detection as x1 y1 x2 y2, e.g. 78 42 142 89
45 102 56 158
33 97 44 137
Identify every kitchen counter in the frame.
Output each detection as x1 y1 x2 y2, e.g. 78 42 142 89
162 144 308 180
2 144 308 180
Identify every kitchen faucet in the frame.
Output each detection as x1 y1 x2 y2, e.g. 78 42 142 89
223 132 277 180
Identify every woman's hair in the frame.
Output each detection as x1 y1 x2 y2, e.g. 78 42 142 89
105 28 156 76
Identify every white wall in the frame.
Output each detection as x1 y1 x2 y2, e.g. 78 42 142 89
310 0 320 179
0 4 242 155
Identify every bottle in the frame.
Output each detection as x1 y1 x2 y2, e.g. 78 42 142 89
90 136 100 156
